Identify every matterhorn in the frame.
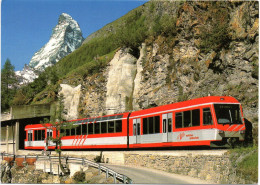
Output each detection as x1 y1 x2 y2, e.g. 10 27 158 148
16 13 84 85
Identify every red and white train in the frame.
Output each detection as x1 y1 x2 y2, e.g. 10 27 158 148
24 96 246 150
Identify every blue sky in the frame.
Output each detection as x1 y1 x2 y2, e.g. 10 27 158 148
1 0 148 71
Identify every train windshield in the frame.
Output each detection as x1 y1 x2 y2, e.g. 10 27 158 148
214 104 243 125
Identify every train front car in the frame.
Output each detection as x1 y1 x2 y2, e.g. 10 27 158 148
128 96 245 149
211 97 245 147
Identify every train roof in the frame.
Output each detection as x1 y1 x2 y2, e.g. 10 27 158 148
130 96 240 118
24 112 130 129
69 112 129 122
25 123 52 130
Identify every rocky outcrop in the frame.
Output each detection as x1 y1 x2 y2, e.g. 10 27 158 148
133 43 146 110
59 84 81 120
105 48 138 114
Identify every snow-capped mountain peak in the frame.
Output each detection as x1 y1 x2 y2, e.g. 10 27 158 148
29 13 84 71
16 13 84 85
15 64 39 85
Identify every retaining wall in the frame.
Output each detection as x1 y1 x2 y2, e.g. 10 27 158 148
125 153 229 183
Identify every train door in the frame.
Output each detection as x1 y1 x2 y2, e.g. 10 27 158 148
162 113 172 142
28 130 33 146
133 118 141 144
46 129 53 148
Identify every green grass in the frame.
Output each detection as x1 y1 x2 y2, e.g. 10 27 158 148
229 146 258 183
237 151 258 183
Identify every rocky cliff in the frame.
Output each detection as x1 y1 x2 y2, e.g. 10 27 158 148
72 1 258 129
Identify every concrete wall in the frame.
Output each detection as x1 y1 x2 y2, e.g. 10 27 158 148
1 125 15 141
1 112 12 122
1 142 17 154
0 123 19 154
12 104 51 119
123 151 242 184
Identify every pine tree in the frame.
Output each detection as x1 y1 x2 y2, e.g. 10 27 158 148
1 59 17 112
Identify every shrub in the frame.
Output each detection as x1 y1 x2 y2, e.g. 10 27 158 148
117 11 148 49
152 14 177 37
199 2 231 53
73 171 86 183
12 90 27 105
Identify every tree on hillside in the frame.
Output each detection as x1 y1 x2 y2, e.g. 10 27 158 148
1 59 18 112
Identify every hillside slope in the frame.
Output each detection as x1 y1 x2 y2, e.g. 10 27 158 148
14 1 258 131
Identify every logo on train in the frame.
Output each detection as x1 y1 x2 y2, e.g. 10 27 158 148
177 132 185 140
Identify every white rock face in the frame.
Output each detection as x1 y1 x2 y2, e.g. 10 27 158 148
59 84 81 120
133 43 146 110
105 49 137 115
29 13 84 71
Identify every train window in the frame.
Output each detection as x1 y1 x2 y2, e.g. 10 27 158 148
71 128 76 136
35 130 45 141
143 118 148 134
76 125 82 135
28 131 32 141
214 104 242 125
66 129 71 136
143 116 160 135
192 109 200 126
34 130 37 140
168 117 172 132
203 108 213 125
47 131 52 138
154 116 160 133
34 130 38 140
101 122 107 134
180 109 201 128
184 111 191 127
60 129 65 136
133 123 136 135
175 112 183 128
148 117 154 134
36 130 39 140
41 130 45 140
108 121 115 133
115 120 122 132
137 122 140 135
35 130 39 141
88 123 94 135
95 122 100 134
82 124 88 135
163 119 166 133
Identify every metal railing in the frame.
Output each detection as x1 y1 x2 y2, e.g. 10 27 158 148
1 152 132 184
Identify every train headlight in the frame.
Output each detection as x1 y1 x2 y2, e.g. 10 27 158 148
218 130 224 134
